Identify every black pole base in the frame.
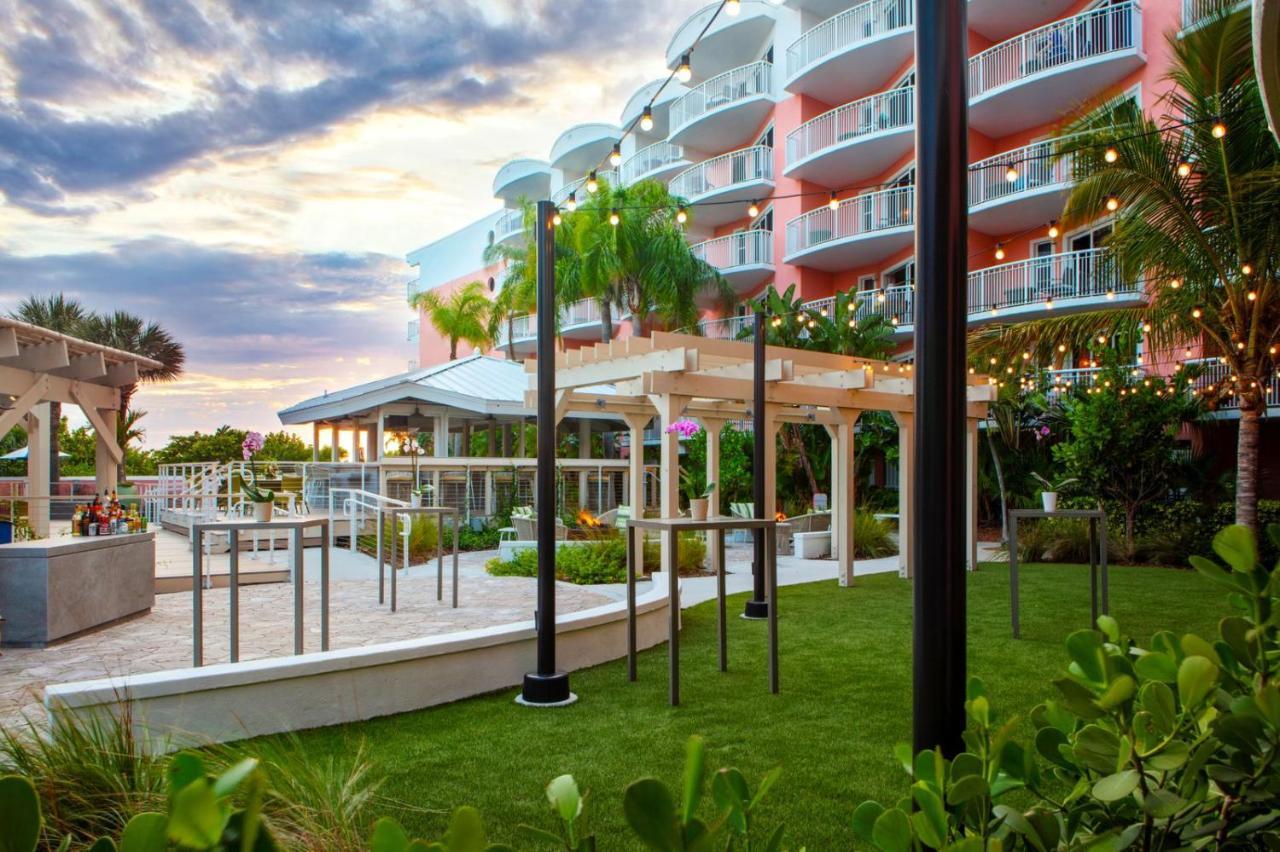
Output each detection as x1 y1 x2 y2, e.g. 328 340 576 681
742 599 770 620
517 672 576 707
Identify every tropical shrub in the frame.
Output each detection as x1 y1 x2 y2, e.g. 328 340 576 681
853 510 897 559
855 523 1280 849
486 533 709 584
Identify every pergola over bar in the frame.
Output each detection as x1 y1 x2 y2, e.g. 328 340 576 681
0 316 163 537
528 331 997 581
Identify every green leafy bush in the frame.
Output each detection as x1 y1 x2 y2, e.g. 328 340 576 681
853 510 896 559
487 533 710 585
855 523 1280 849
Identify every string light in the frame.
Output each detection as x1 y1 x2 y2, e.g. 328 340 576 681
989 303 999 317
994 243 1006 261
876 289 885 303
609 208 620 227
1169 278 1181 289
819 305 829 317
1212 117 1227 138
1192 306 1203 319
771 316 782 328
848 319 856 328
1105 287 1116 300
587 171 599 194
891 314 900 327
1046 296 1055 309
1106 196 1121 212
1022 351 1031 360
1104 147 1119 163
1004 163 1019 183
566 192 578 212
609 144 622 167
1142 322 1152 333
1058 344 1067 353
1248 290 1257 301
676 205 688 224
676 53 693 83
725 0 740 15
551 210 562 227
748 200 760 218
828 191 840 212
1177 161 1193 177
1048 221 1060 239
1242 263 1254 275
640 106 654 132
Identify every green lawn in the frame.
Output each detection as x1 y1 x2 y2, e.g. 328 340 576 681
282 562 1222 848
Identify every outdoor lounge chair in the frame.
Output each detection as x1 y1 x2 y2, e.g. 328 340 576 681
512 515 569 541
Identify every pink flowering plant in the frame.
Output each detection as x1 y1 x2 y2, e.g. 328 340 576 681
664 419 701 439
241 431 274 503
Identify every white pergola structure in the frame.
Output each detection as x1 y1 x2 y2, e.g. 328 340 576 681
530 332 996 582
0 317 162 538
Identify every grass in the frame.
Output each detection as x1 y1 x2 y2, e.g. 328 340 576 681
274 561 1222 848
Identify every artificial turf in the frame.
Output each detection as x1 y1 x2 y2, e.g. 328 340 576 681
281 561 1223 848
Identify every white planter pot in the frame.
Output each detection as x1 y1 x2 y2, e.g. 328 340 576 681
410 493 422 508
689 498 709 521
1041 492 1058 513
252 500 274 523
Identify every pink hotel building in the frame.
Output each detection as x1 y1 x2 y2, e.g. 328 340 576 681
405 0 1253 397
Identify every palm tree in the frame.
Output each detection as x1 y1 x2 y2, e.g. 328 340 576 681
82 311 186 482
969 5 1279 531
10 295 89 483
410 280 493 360
117 408 147 458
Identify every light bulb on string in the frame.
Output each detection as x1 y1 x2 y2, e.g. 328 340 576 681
1058 344 1067 353
1192 306 1203 319
609 144 622 167
1177 162 1192 177
848 319 856 328
828 191 840 212
609 208 620 227
994 243 1006 261
891 315 900 327
1048 221 1060 239
725 0 741 15
640 106 654 132
1142 322 1152 333
1046 296 1055 309
1169 278 1180 289
747 200 760 218
1248 290 1257 301
1105 287 1116 300
1212 117 1227 138
586 171 599 194
551 210 562 227
819 305 828 317
1004 163 1019 183
676 53 693 83
876 289 885 303
675 205 688 225
1104 147 1119 163
566 192 578 212
1106 196 1120 212
989 303 999 317
1242 263 1254 276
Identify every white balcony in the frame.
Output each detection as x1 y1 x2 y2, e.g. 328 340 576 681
968 140 1075 235
1183 0 1251 31
785 0 914 105
620 142 692 186
1186 357 1280 414
691 230 775 295
550 123 622 175
666 1 777 84
495 299 627 354
808 285 915 333
784 0 862 17
551 170 618 206
697 314 754 340
494 208 526 246
784 86 914 187
968 3 1145 136
492 159 551 204
784 185 914 271
407 319 420 343
967 0 1078 42
669 61 775 152
967 248 1142 324
669 146 774 229
620 78 689 141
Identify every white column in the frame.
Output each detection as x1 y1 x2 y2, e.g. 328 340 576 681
26 403 50 538
312 422 320 463
892 411 915 580
650 394 689 574
623 414 648 518
434 414 449 458
703 419 725 517
349 423 360 464
374 414 385 463
517 419 527 457
94 407 118 496
761 407 781 522
829 411 858 587
578 419 591 510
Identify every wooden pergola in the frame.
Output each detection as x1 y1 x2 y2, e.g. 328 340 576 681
526 332 996 581
0 317 162 537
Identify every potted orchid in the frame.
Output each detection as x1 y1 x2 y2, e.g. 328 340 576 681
240 431 275 522
1031 471 1078 513
402 432 431 507
679 467 716 521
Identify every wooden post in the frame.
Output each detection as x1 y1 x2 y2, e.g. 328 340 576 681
26 403 50 538
702 418 726 517
760 406 780 523
94 407 119 496
829 409 859 587
435 414 449 458
461 421 472 458
892 410 915 580
501 423 512 456
486 423 497 456
312 422 320 463
578 419 591 510
622 413 649 521
649 394 689 574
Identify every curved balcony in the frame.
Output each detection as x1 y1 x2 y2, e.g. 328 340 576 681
968 3 1145 136
669 61 775 152
807 285 915 334
495 299 627 354
966 249 1142 324
967 0 1077 42
691 230 775 295
697 314 753 340
666 2 777 84
784 86 914 187
620 142 692 187
968 140 1075 235
1186 357 1280 414
785 0 914 104
492 159 551 204
620 78 689 140
669 146 774 229
783 185 914 271
551 170 618 206
494 208 526 246
550 123 622 175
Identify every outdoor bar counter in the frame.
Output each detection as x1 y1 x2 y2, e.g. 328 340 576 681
0 532 155 646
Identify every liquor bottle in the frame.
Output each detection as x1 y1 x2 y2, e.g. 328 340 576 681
71 505 82 536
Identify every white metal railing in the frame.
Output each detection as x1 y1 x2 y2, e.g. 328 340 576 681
327 487 411 554
970 3 1141 99
1045 366 1144 393
669 61 773 135
691 230 773 272
786 0 914 79
805 285 914 326
967 249 1134 315
1183 0 1250 29
697 315 754 340
1185 358 1280 410
670 145 773 201
620 142 687 185
495 208 525 241
407 319 419 342
969 139 1076 208
551 170 618 205
785 185 914 256
563 298 604 328
495 299 628 346
787 87 914 166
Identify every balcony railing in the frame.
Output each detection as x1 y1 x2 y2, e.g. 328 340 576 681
785 185 914 256
786 0 914 80
968 249 1135 315
669 61 773 135
691 230 773 272
786 87 914 167
697 315 753 340
620 142 687 185
496 299 623 346
969 139 1076 208
1183 0 1250 29
495 208 525 241
551 170 618 205
669 145 773 200
407 319 420 342
969 2 1141 100
1185 358 1280 410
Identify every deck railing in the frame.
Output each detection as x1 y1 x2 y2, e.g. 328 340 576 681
786 87 914 166
967 249 1134 315
669 145 773 200
495 208 525 241
697 315 754 340
968 2 1141 100
691 230 773 272
669 61 773 135
1185 358 1280 410
785 0 913 79
785 184 914 256
969 139 1076 208
620 142 687 185
1183 0 1250 29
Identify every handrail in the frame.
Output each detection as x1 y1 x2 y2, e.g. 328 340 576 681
967 248 1134 315
786 0 914 80
495 208 525 240
786 86 914 167
968 2 1141 100
669 145 773 201
785 184 914 256
691 230 773 271
1184 358 1280 410
620 142 688 185
669 61 773 136
969 138 1077 208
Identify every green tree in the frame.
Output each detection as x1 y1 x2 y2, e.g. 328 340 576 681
1053 364 1202 555
972 6 1279 532
153 426 249 466
410 280 493 360
9 294 89 482
260 430 312 461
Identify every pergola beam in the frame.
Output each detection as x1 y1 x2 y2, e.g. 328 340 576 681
71 385 124 465
0 376 50 437
0 340 70 373
50 352 108 382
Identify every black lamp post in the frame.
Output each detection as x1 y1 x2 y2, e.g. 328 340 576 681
520 199 574 706
744 309 769 619
913 0 969 756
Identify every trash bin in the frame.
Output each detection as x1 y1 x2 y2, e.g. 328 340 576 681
0 520 12 545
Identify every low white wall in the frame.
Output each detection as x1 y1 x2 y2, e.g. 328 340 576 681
46 575 673 752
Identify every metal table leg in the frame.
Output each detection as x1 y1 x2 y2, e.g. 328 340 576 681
192 526 203 667
293 526 304 655
716 530 727 672
436 513 444 602
392 510 400 613
452 510 459 609
1099 518 1110 616
626 524 637 682
668 528 680 706
767 524 778 694
1009 513 1021 639
321 522 330 652
1089 517 1099 628
376 508 384 605
229 529 239 663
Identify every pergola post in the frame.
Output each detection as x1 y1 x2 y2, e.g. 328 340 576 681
518 418 527 457
434 414 449 458
828 409 859 587
93 407 119 495
367 419 380 463
649 393 690 575
501 423 512 456
702 418 726 517
26 403 50 539
350 422 361 464
892 410 915 580
622 413 650 521
312 422 320 463
578 419 591 510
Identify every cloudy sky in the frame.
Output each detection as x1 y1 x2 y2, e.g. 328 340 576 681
0 0 684 447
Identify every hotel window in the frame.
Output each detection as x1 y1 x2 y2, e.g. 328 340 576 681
883 260 915 290
858 275 877 292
